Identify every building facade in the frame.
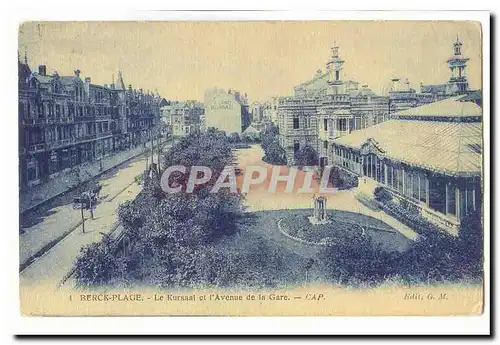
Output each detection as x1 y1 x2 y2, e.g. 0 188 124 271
279 44 390 165
18 59 162 190
277 97 320 163
161 101 204 137
203 88 251 134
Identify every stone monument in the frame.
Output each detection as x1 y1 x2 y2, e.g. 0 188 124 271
308 196 330 225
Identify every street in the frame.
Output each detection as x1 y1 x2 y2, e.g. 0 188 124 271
19 148 165 287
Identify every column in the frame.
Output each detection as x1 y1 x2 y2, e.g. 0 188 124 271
425 176 430 206
472 186 476 211
445 182 449 215
418 175 421 201
455 187 461 219
384 164 388 185
402 167 405 195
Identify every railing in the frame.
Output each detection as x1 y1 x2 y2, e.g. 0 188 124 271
385 187 459 234
27 143 45 153
96 131 113 139
46 138 75 150
22 118 48 125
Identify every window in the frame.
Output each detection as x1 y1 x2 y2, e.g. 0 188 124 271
19 102 24 118
323 119 328 131
419 176 427 202
293 117 300 129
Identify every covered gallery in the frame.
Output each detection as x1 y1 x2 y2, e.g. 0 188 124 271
331 95 482 234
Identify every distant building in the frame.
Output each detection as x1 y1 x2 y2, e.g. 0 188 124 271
18 57 161 190
204 88 251 134
390 36 473 114
162 101 204 137
262 97 280 124
242 124 261 140
251 102 263 123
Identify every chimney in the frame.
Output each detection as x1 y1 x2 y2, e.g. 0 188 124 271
74 69 81 78
391 78 400 91
38 65 47 76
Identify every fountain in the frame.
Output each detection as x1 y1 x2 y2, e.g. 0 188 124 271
308 195 330 225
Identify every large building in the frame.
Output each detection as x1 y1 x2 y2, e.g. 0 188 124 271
279 44 390 165
203 88 251 134
18 57 162 190
331 95 482 235
278 37 477 166
161 101 204 137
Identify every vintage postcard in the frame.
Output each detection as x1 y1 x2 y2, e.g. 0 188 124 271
16 16 488 326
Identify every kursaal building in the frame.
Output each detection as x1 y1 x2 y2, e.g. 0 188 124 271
277 37 482 234
333 95 482 235
204 87 251 134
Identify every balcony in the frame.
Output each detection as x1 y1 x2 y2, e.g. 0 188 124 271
96 131 113 139
22 118 47 126
74 115 97 123
27 143 45 153
46 138 75 150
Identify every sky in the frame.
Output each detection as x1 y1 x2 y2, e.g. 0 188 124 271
18 21 482 103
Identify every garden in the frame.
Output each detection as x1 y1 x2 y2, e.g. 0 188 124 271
278 209 410 253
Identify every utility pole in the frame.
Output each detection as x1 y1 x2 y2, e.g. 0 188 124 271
89 194 94 219
157 131 162 175
150 128 154 167
81 205 85 233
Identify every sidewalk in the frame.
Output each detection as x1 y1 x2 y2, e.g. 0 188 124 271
19 156 148 270
20 176 143 288
20 142 154 214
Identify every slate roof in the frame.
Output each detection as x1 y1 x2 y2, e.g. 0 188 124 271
421 83 448 94
393 96 482 118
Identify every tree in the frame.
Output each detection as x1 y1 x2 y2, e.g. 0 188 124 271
294 145 318 167
262 140 287 165
228 132 241 143
73 234 120 287
261 124 279 151
75 129 248 288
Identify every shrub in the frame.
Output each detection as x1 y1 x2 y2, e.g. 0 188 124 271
73 235 120 287
374 186 393 203
294 145 319 167
262 140 287 165
378 200 438 236
330 166 359 190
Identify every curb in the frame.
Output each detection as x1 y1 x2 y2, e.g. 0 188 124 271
20 179 138 274
277 218 331 247
19 219 84 273
57 222 123 288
